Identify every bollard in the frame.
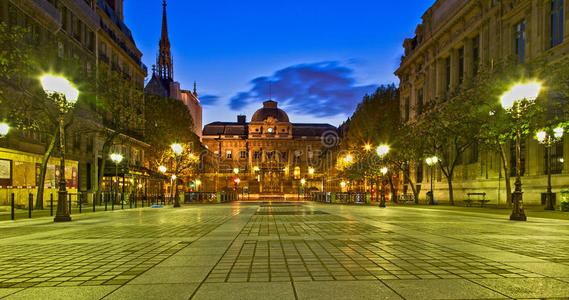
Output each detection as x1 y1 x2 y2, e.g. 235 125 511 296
93 192 96 212
105 193 108 211
79 193 82 214
112 192 115 211
28 193 33 218
11 193 15 220
50 194 54 216
134 194 137 208
121 193 124 209
130 193 132 209
68 194 72 214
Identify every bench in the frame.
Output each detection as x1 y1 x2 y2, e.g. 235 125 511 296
398 194 415 204
466 192 489 207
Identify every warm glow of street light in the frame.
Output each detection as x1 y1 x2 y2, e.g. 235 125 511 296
171 175 177 180
159 165 167 173
110 153 123 163
344 154 353 163
376 145 390 157
40 75 79 103
0 123 9 136
233 168 239 174
380 167 388 175
432 156 439 164
536 130 547 143
500 82 541 110
426 156 439 166
301 178 306 185
171 143 183 155
364 144 372 151
553 127 564 139
195 180 201 185
340 181 346 188
308 167 315 175
253 166 260 172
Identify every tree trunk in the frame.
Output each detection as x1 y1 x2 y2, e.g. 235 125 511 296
402 172 419 204
97 135 117 192
499 144 512 206
35 132 58 209
388 174 397 203
447 177 454 205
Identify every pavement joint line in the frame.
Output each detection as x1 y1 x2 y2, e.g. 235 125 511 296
188 206 258 300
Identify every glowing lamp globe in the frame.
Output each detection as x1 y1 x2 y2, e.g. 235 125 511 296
553 127 564 139
110 153 123 163
376 145 390 157
171 143 183 155
380 167 388 175
0 123 9 136
159 165 167 173
536 131 547 143
40 75 79 104
501 82 541 110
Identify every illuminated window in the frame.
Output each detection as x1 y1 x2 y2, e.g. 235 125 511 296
551 0 564 48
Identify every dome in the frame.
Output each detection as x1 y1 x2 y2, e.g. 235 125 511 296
251 100 290 122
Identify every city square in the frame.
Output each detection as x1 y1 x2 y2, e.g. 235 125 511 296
2 0 569 298
1 203 569 299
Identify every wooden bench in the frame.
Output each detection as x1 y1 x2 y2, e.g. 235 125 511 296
466 192 489 207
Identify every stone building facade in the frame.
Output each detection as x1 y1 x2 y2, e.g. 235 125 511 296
0 0 148 205
396 0 569 205
201 100 337 196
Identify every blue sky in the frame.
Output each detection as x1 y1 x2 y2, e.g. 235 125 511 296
124 0 435 127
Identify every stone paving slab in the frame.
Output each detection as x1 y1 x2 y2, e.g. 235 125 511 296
294 280 402 299
3 286 119 300
103 283 198 300
472 277 569 298
383 279 506 299
192 282 295 300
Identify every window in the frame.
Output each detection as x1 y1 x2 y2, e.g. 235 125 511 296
404 97 410 121
226 150 232 159
417 88 423 115
515 20 526 63
472 35 480 75
548 140 564 174
551 0 564 48
254 151 261 160
240 151 247 159
458 47 464 85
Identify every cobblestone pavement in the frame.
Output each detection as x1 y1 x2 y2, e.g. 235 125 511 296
1 203 569 299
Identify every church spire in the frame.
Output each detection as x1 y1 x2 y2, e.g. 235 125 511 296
193 81 198 97
157 0 173 80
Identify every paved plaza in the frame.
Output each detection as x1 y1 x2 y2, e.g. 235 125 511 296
1 203 569 299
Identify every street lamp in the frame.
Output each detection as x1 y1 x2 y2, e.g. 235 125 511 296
171 143 183 207
536 126 564 210
233 168 239 175
158 165 167 173
425 156 439 205
376 145 390 157
110 153 123 205
379 167 388 208
344 154 353 163
0 123 9 137
195 180 201 192
308 167 315 176
500 82 541 221
41 75 79 222
364 144 372 152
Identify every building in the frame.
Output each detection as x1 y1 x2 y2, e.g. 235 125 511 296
0 0 149 206
201 100 337 197
395 0 569 205
145 1 203 140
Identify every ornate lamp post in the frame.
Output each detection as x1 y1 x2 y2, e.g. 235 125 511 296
500 82 541 221
379 167 388 207
41 75 79 222
110 153 123 204
425 156 439 205
536 126 564 210
376 145 390 207
171 143 183 207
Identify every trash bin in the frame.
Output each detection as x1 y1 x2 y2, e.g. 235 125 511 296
561 190 569 212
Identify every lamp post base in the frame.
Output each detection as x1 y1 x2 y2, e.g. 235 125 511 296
54 215 72 222
544 192 555 211
54 190 71 222
509 191 526 221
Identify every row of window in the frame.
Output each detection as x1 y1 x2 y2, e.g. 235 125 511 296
216 150 317 160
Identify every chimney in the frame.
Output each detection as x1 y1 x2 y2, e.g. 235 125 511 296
237 115 246 123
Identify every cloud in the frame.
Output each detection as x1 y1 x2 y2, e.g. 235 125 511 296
199 94 220 106
229 61 378 118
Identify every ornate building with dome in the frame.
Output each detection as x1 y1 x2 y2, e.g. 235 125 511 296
201 100 338 196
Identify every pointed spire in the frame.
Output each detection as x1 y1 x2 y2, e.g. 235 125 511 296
193 81 198 97
157 0 173 80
